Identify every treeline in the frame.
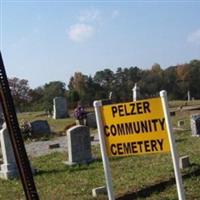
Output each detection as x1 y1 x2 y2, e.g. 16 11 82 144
9 59 200 112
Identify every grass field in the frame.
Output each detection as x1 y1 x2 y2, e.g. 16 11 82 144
1 129 200 200
1 103 200 200
17 111 75 135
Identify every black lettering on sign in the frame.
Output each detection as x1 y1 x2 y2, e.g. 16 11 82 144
109 139 164 156
157 139 164 151
103 118 165 137
111 101 151 118
144 140 151 152
136 102 143 114
110 144 117 155
150 140 158 151
143 101 151 113
104 125 110 137
111 106 118 117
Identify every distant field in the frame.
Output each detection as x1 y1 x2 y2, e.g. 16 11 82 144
169 100 200 108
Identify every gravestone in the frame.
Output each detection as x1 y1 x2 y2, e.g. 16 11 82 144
30 120 51 137
86 112 97 128
92 186 107 197
0 123 35 179
0 123 18 179
53 97 68 119
75 119 86 126
109 91 112 100
65 125 93 165
132 83 141 101
190 114 200 137
170 111 176 116
179 155 190 169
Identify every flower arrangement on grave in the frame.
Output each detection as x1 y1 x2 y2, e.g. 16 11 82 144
20 120 32 139
74 105 87 120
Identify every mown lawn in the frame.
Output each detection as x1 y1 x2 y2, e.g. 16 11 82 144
1 105 200 200
1 128 200 200
17 111 75 134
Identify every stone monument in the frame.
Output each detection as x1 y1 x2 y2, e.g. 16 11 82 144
0 123 35 179
132 83 141 101
30 120 51 137
0 123 18 179
190 114 200 137
53 97 68 119
65 125 93 165
86 112 97 128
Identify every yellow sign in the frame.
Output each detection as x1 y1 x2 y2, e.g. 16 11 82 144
100 97 170 157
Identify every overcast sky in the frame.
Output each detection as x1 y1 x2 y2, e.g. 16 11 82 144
1 1 200 89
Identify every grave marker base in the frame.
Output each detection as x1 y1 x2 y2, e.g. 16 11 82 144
0 163 18 179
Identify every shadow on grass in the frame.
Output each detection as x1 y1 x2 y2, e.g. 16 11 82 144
116 165 200 200
175 138 187 143
35 168 68 176
35 159 101 176
35 166 94 176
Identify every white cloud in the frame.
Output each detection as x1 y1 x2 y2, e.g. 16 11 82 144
78 9 100 23
187 29 200 45
68 23 94 42
111 10 119 19
67 8 119 42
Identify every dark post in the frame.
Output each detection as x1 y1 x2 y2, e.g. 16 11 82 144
0 52 39 199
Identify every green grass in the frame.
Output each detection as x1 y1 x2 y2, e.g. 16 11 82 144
17 111 75 134
1 129 200 200
169 100 200 108
1 109 200 199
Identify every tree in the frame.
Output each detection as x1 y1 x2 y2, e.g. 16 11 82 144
93 69 114 89
67 90 80 108
176 64 190 99
42 81 66 114
68 72 89 105
93 69 115 99
162 66 179 99
187 60 200 99
84 76 106 106
28 87 44 111
8 77 31 111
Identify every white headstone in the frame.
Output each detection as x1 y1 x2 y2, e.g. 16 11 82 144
53 97 68 119
0 123 18 179
109 91 112 100
132 83 140 101
179 155 190 169
0 123 35 180
65 125 93 165
190 114 200 137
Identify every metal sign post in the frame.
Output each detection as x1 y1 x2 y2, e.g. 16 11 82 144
0 52 39 200
94 91 185 200
160 90 185 200
94 100 115 200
